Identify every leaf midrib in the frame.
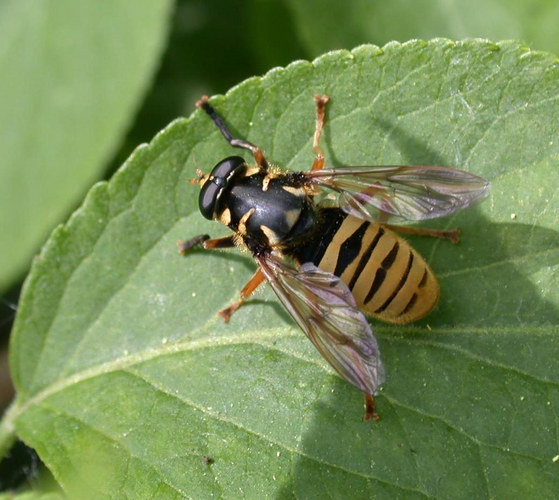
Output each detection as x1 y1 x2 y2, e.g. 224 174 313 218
13 318 556 427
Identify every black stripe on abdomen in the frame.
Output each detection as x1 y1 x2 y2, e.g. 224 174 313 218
374 250 414 314
364 239 402 304
333 221 370 277
348 227 384 290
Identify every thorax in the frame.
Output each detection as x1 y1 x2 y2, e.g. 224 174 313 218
217 171 316 251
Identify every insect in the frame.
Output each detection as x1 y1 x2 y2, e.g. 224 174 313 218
180 95 489 421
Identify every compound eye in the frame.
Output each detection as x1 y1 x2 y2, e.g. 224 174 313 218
210 156 245 179
198 156 245 220
198 181 220 219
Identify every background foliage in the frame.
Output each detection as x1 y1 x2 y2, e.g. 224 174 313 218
1 0 558 498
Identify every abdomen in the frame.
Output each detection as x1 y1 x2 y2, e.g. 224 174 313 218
307 210 439 324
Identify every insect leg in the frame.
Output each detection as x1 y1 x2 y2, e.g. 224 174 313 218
218 268 266 322
310 94 330 171
196 96 269 169
383 224 461 244
177 235 236 255
363 393 380 422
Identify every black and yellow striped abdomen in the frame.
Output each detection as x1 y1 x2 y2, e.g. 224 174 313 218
294 208 439 324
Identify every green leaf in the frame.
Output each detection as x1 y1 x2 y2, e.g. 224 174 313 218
0 0 174 291
0 494 63 500
286 0 559 56
4 40 559 498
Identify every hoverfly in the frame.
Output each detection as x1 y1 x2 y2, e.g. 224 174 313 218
180 95 489 421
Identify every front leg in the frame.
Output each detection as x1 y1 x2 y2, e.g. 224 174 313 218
177 234 236 255
196 96 270 170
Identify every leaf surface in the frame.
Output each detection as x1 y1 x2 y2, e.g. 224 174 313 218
286 0 559 56
0 0 173 290
4 40 559 499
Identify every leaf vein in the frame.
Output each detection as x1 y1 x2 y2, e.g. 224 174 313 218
388 335 559 387
125 368 431 497
385 394 553 464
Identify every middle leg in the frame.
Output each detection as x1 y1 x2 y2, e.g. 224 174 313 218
310 94 330 172
178 234 266 322
218 268 266 322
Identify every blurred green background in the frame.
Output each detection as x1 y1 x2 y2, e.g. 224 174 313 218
1 0 558 487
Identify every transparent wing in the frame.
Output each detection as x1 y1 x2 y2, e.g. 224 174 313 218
257 255 384 395
308 165 490 223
